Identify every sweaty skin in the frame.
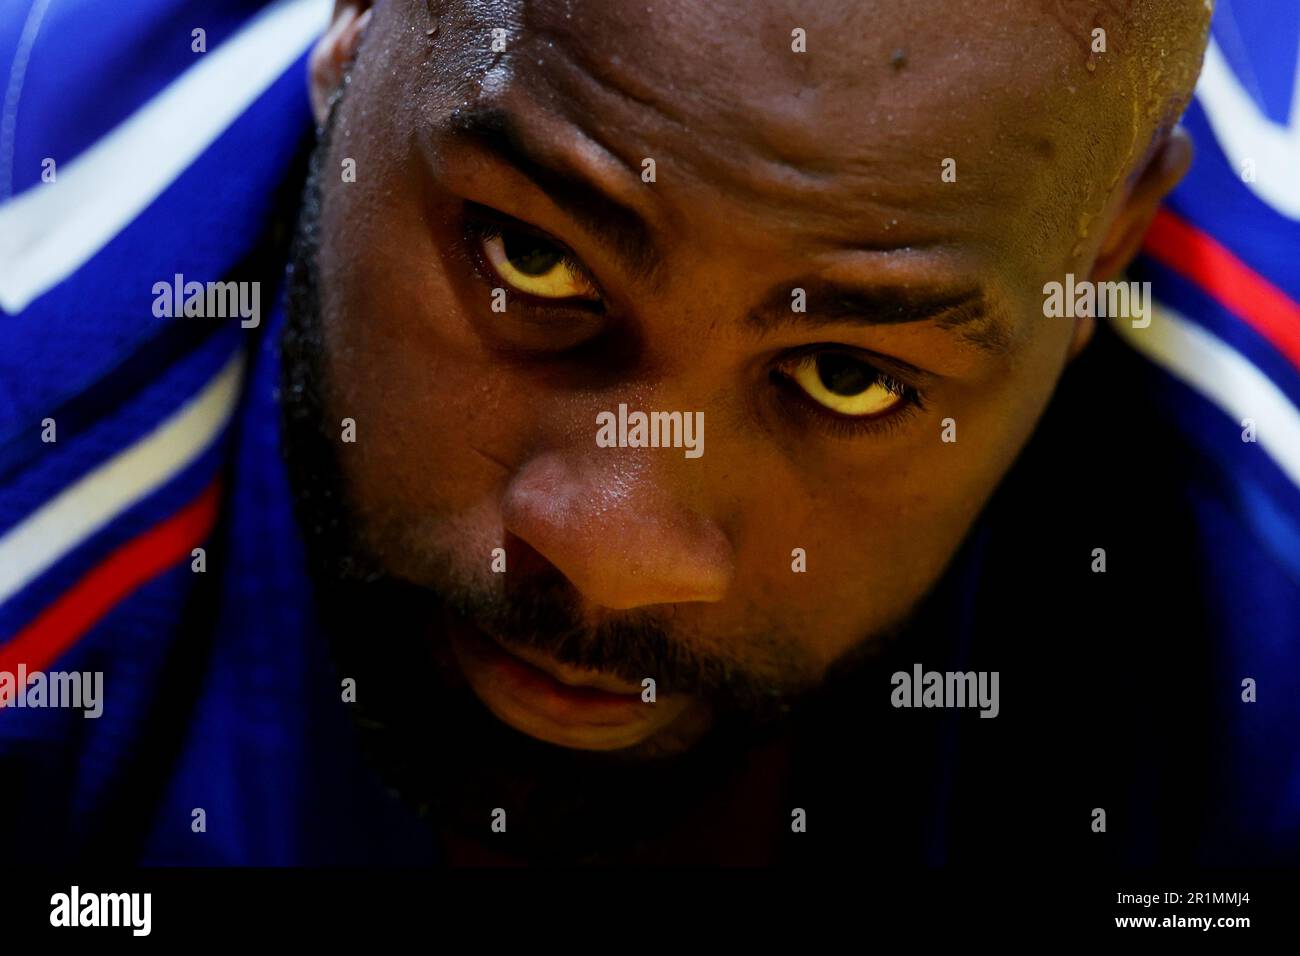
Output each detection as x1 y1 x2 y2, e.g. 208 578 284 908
296 0 1210 755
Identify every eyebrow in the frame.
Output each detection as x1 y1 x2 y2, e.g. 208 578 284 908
750 280 1014 355
446 108 1013 356
447 107 661 282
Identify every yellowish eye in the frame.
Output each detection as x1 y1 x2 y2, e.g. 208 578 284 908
782 353 908 417
479 226 599 301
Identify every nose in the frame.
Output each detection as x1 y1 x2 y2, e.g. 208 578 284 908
499 449 733 610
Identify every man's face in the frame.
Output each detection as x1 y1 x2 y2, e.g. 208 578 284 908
289 0 1199 758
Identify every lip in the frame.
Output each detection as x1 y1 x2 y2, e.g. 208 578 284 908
448 618 664 743
484 636 645 696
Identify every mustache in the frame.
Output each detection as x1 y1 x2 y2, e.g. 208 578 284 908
432 570 808 724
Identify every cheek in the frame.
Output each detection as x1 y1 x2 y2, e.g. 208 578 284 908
317 245 538 583
738 333 1069 663
311 75 520 556
314 180 526 578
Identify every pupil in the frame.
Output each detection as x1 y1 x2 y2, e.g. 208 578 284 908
503 230 563 277
816 354 876 396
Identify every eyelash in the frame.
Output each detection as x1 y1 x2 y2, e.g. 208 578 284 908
458 209 928 439
461 214 604 311
771 354 927 439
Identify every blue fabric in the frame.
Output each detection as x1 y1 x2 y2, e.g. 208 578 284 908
137 298 439 865
0 5 315 440
1209 0 1298 127
0 0 438 865
0 0 270 200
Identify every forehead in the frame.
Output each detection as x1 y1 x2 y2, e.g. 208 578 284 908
446 0 1145 260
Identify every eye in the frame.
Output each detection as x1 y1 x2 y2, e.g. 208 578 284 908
777 351 914 419
475 222 600 302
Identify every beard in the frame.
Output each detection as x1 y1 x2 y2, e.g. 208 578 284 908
276 91 864 865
